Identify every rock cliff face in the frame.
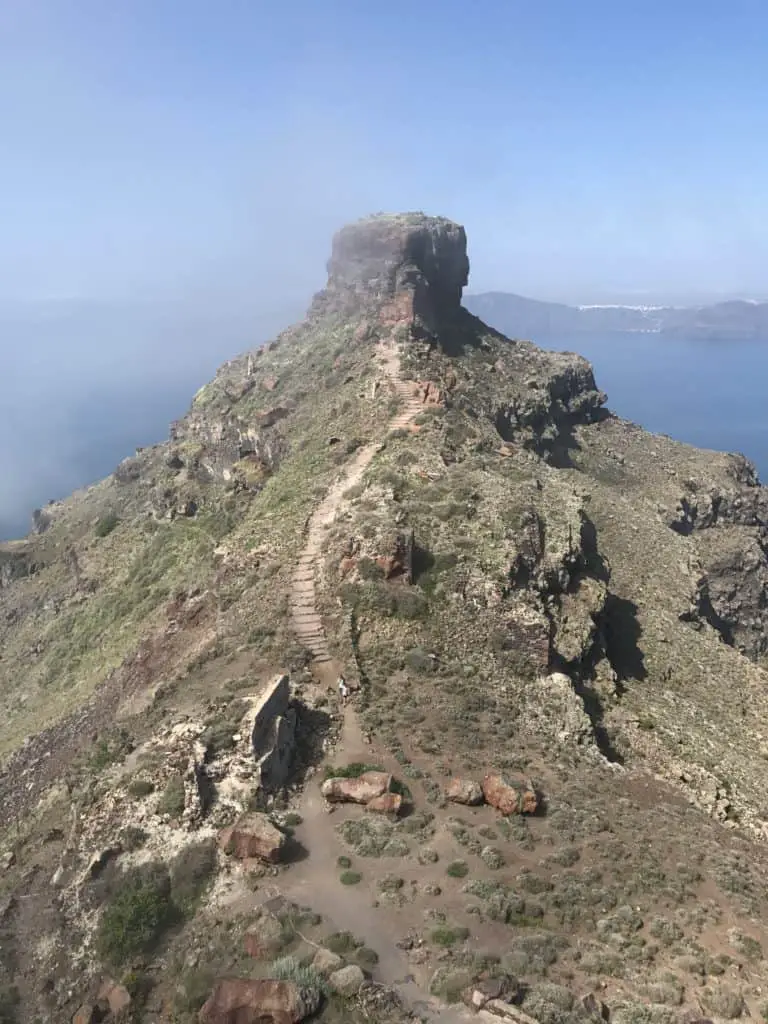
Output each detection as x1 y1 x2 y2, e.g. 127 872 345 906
313 212 469 336
5 213 768 1024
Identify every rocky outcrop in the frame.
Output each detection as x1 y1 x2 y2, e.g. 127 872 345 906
219 813 286 863
199 978 320 1024
482 774 538 816
311 212 469 343
446 778 484 805
0 545 34 590
666 473 768 659
321 771 392 804
251 674 297 791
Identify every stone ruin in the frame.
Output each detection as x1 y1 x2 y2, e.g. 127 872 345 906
250 673 297 792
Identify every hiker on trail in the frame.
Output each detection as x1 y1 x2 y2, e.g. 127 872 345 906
338 675 349 703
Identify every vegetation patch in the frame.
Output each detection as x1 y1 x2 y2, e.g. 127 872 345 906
431 925 470 947
157 774 186 817
339 870 362 886
446 860 469 878
96 862 177 966
95 511 120 538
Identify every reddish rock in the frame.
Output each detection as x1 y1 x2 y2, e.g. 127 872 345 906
199 978 319 1024
321 771 392 804
339 556 357 577
219 813 286 863
446 778 484 806
482 774 538 816
365 793 403 815
96 980 131 1016
262 375 279 391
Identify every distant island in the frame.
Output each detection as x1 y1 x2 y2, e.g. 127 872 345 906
465 291 768 341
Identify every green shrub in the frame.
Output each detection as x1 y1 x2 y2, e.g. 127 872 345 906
358 557 385 581
158 775 186 817
89 728 133 770
340 871 362 886
446 860 469 878
325 931 359 955
337 856 352 869
96 863 176 965
170 840 217 913
430 968 474 1003
431 925 470 947
95 512 120 538
127 779 155 799
271 956 327 1002
201 699 248 758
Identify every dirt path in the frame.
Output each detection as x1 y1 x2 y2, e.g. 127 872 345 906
285 344 471 1022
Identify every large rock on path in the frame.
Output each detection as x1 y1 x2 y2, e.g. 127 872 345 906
446 777 484 805
219 813 286 862
199 978 319 1024
365 792 403 815
321 771 392 804
482 773 538 816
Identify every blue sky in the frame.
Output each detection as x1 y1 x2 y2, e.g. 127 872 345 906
2 0 768 536
2 0 768 305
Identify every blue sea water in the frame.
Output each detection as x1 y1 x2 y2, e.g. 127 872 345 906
537 334 768 481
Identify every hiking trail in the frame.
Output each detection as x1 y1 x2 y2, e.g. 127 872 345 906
285 343 471 1022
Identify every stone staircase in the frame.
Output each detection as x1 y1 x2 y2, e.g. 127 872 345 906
289 351 423 668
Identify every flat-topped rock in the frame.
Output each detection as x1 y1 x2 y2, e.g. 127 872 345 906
316 212 469 319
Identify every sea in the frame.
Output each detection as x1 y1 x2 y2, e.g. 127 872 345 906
2 323 767 541
537 333 768 480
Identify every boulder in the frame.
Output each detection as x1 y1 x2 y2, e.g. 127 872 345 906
312 948 344 975
199 978 319 1024
243 913 286 958
365 793 402 816
329 964 366 997
446 778 484 805
219 813 286 863
321 771 392 804
465 977 521 1010
482 774 538 816
96 980 131 1016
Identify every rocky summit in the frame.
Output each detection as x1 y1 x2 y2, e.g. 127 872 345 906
2 212 768 1024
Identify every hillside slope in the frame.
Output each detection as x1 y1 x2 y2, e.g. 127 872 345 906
3 214 768 1024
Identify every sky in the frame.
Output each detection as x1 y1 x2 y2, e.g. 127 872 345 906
2 0 768 536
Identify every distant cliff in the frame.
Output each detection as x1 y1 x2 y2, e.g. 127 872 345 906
466 291 768 340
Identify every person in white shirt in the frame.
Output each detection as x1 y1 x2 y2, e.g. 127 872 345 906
337 675 349 703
